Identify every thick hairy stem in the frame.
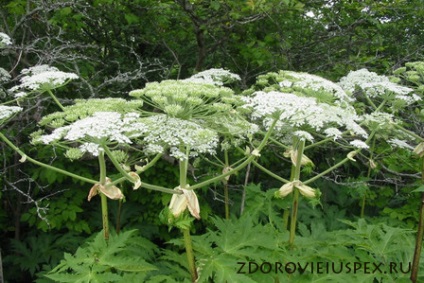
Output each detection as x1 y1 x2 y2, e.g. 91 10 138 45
178 146 197 282
411 158 424 283
98 151 109 241
240 162 251 215
288 138 305 247
223 149 230 219
361 138 376 218
182 228 198 282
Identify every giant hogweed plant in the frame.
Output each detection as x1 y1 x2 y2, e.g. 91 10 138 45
0 59 268 281
240 70 370 246
334 65 424 282
2 29 424 281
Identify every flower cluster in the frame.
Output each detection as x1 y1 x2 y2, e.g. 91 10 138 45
0 32 12 48
140 114 219 160
33 112 148 157
279 70 353 104
252 70 352 105
183 68 241 86
129 80 241 120
388 138 414 150
9 65 78 96
0 105 22 121
39 98 143 128
241 91 367 142
338 68 420 105
0 68 11 84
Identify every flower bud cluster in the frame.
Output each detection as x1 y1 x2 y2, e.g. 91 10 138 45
129 80 240 119
39 98 143 128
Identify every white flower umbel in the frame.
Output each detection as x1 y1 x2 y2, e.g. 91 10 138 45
34 112 148 156
280 70 353 104
324 128 343 141
0 32 12 48
183 68 241 86
242 91 368 140
293 130 314 143
141 114 219 160
9 65 78 96
338 68 420 105
0 68 11 84
349 140 369 149
0 105 22 121
253 70 352 106
388 138 414 150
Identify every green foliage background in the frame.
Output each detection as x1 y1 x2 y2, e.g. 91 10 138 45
1 0 424 282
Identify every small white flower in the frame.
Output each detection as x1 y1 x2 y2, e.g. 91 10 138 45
338 68 419 105
80 142 102 156
388 139 414 150
36 111 147 156
0 32 12 47
281 70 352 103
184 68 241 86
14 92 27 98
350 140 369 149
293 130 314 142
324 128 343 140
242 91 367 140
9 65 78 94
141 115 219 159
0 105 22 120
0 68 11 83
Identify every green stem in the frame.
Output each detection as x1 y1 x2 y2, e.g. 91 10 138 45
360 138 376 218
136 153 163 173
288 138 305 247
0 133 97 184
251 160 290 184
179 146 189 189
364 93 378 110
411 158 424 283
303 152 359 185
98 150 110 241
304 137 333 150
394 123 424 142
269 137 290 150
178 146 197 282
182 228 198 282
46 89 65 111
103 145 136 183
190 119 278 190
289 188 300 246
110 176 180 195
223 149 230 219
283 167 295 231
